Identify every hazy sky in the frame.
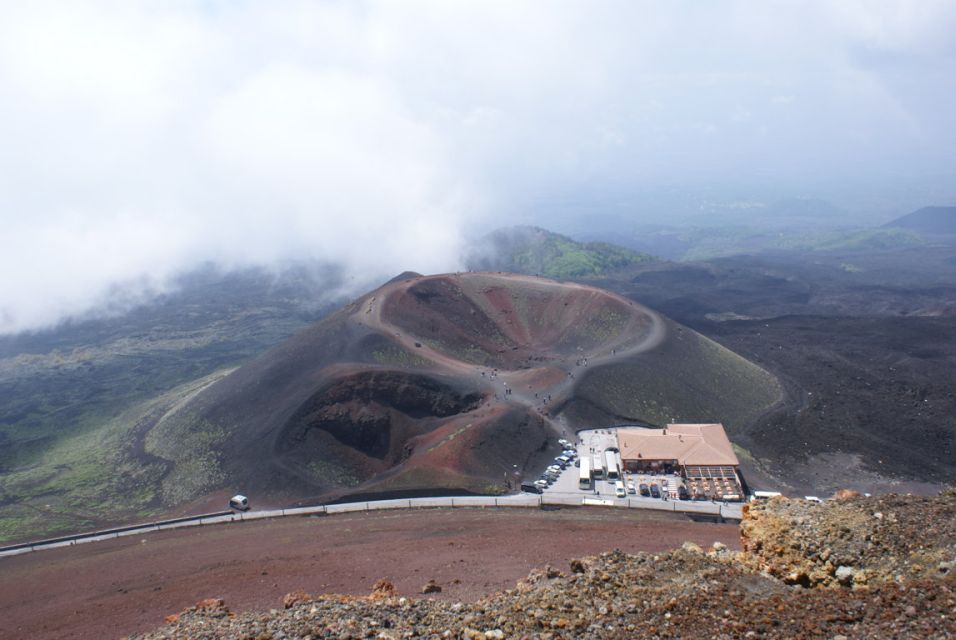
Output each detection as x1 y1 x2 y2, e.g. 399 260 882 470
1 1 955 333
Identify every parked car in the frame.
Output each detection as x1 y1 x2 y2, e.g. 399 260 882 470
626 481 636 494
558 438 570 446
521 482 543 494
614 481 627 498
229 494 250 511
650 484 661 499
639 483 650 497
678 485 690 500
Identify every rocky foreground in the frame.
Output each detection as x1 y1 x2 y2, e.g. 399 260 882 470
132 491 955 639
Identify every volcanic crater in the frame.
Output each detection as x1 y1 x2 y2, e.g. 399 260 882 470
149 273 781 507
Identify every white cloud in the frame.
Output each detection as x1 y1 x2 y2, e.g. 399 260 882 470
0 1 954 333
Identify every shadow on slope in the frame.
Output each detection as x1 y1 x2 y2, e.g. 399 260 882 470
558 318 782 433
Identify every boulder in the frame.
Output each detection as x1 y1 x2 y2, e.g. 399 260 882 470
421 580 442 594
371 579 398 599
281 590 313 609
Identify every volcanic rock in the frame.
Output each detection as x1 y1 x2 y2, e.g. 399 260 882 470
740 490 956 587
148 272 781 508
421 580 442 594
280 591 312 609
133 492 956 640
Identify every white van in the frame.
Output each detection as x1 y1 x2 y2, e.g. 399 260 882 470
614 481 626 498
229 494 250 511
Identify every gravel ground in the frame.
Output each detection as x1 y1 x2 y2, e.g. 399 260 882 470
0 507 738 640
740 490 956 587
135 547 955 640
131 492 956 640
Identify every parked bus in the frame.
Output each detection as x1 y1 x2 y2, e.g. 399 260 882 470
604 450 621 480
592 454 605 479
578 456 592 490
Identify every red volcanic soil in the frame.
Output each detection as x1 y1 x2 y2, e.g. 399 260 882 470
377 273 659 371
0 508 739 640
134 271 778 524
151 272 667 508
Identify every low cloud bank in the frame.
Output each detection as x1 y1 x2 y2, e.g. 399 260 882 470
1 2 954 333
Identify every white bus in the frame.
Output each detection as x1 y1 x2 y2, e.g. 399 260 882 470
578 456 592 490
591 454 605 479
604 450 621 480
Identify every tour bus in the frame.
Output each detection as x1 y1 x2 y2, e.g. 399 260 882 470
604 450 621 480
578 455 592 490
592 454 605 479
750 490 783 502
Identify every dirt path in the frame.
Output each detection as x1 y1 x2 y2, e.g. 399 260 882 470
0 508 739 640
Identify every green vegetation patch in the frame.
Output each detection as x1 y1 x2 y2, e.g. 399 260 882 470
146 409 231 505
305 460 361 487
514 233 654 278
778 228 923 252
0 406 162 543
675 226 766 261
370 345 432 368
0 369 233 543
477 227 655 278
669 226 924 261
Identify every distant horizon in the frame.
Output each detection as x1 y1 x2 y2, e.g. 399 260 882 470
3 201 953 339
2 1 955 332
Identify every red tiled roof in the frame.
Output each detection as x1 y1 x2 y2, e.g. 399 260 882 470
617 423 739 467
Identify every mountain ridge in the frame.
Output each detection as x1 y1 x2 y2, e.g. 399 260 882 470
884 205 956 234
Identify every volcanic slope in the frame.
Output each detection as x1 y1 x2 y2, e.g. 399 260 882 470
149 273 782 507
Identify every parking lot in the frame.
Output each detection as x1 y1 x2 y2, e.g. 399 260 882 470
530 429 733 512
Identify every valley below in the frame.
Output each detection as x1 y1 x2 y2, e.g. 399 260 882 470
1 225 954 543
